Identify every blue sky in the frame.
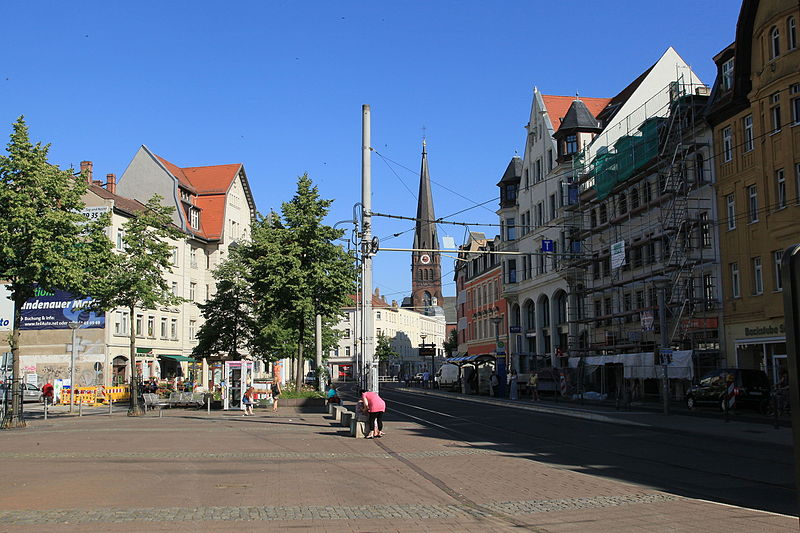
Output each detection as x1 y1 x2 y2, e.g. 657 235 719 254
1 1 740 301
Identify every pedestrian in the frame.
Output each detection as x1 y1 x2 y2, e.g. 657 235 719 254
509 370 518 400
359 388 386 439
422 370 430 388
326 384 340 405
529 372 539 401
489 373 499 397
271 381 282 412
41 381 54 406
242 386 255 416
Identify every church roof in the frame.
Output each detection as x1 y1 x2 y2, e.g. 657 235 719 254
412 141 438 251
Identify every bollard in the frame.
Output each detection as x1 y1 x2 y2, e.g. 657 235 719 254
108 397 113 415
44 401 48 421
207 396 211 414
79 400 83 417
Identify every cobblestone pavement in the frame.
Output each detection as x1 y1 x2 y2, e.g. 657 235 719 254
0 408 795 532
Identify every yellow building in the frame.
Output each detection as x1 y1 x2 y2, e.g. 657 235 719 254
707 0 800 382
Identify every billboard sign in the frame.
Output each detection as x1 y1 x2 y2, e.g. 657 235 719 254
0 285 12 331
20 287 104 330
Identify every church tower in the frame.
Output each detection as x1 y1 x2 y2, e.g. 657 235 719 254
411 140 443 312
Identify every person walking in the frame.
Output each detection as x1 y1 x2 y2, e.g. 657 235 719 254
359 388 386 439
271 381 281 412
242 386 255 416
489 372 499 397
529 372 539 401
41 381 54 406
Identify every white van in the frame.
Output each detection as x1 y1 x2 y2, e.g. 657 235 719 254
436 363 460 390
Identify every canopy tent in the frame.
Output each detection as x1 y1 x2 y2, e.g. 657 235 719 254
158 354 196 362
567 350 693 380
445 354 495 365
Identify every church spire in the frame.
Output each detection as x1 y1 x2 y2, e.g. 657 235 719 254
411 139 442 312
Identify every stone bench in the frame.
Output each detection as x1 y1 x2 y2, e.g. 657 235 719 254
340 410 354 427
350 412 369 438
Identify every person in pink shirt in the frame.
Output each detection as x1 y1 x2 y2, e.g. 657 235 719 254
359 389 386 439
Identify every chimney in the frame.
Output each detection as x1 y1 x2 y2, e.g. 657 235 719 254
106 173 116 194
80 161 93 184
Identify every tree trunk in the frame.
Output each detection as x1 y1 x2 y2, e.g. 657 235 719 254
1 294 26 429
128 305 143 416
295 320 305 390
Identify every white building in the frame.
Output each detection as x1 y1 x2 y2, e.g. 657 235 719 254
328 290 446 380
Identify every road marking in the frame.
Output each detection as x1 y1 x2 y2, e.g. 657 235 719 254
388 398 458 418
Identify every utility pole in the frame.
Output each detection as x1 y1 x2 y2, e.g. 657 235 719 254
654 278 670 415
68 322 80 413
315 314 324 392
361 104 377 393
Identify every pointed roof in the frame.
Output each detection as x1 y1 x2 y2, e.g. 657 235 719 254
541 95 611 131
556 99 603 135
413 140 438 251
497 156 523 185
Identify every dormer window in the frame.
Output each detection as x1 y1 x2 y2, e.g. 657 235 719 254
190 208 199 229
721 58 734 90
504 183 517 203
181 190 191 203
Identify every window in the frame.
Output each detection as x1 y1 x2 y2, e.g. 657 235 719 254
345 346 351 357
376 311 381 320
777 169 786 209
170 318 178 340
722 58 734 90
508 259 517 283
535 159 542 182
643 181 652 203
136 314 143 337
188 320 196 340
703 273 714 302
116 229 124 251
771 26 780 59
536 202 544 227
771 93 781 133
524 169 529 190
700 212 711 247
506 218 516 241
618 193 628 214
147 315 155 337
599 204 608 224
189 282 196 301
343 329 350 339
792 85 800 124
547 149 553 171
722 126 733 162
743 115 753 152
775 250 784 291
549 194 556 221
171 247 179 266
190 248 198 268
160 317 168 339
753 257 763 295
114 311 129 336
631 187 640 209
565 134 578 154
190 208 199 228
726 194 736 230
748 185 758 223
171 281 178 296
790 17 797 50
635 290 645 309
505 184 517 203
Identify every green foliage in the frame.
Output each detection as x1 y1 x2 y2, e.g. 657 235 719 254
243 174 357 388
375 332 399 361
193 246 260 360
278 381 324 399
443 329 458 356
91 195 184 312
0 116 113 305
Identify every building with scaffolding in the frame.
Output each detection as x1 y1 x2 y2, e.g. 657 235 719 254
500 47 721 399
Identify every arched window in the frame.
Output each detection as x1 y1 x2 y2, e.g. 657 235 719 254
599 204 608 224
418 269 423 281
695 153 705 182
524 300 535 331
618 193 628 215
539 296 550 328
789 17 797 50
423 291 432 307
555 292 568 325
631 187 640 210
771 26 781 59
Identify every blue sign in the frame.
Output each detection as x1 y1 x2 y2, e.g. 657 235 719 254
541 239 554 252
20 288 104 330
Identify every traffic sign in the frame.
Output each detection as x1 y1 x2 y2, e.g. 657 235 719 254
541 239 554 252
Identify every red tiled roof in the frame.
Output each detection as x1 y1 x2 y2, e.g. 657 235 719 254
88 184 148 216
541 95 611 131
153 154 244 241
347 293 390 308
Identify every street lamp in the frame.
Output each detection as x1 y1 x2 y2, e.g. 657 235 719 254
491 316 505 397
419 333 428 387
653 277 671 416
68 322 80 413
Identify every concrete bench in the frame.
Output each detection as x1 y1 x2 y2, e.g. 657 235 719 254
333 405 346 422
350 412 369 438
340 410 354 427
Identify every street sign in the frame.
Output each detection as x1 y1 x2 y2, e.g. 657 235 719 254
611 240 626 269
659 348 673 365
510 326 521 333
495 341 506 355
541 239 554 252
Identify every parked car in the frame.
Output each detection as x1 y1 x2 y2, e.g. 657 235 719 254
0 383 41 403
413 372 424 383
304 371 318 387
686 368 770 411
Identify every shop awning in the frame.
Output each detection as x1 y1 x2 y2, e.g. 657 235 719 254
158 354 196 362
445 354 495 365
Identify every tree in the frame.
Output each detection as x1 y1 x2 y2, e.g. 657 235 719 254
244 175 357 389
375 332 398 361
193 246 260 361
0 117 113 429
91 195 184 416
443 329 458 356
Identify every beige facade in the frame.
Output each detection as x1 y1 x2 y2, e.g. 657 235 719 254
708 0 800 383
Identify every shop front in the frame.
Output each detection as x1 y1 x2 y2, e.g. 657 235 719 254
730 321 786 385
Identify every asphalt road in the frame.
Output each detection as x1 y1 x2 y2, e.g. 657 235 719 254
369 383 797 517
